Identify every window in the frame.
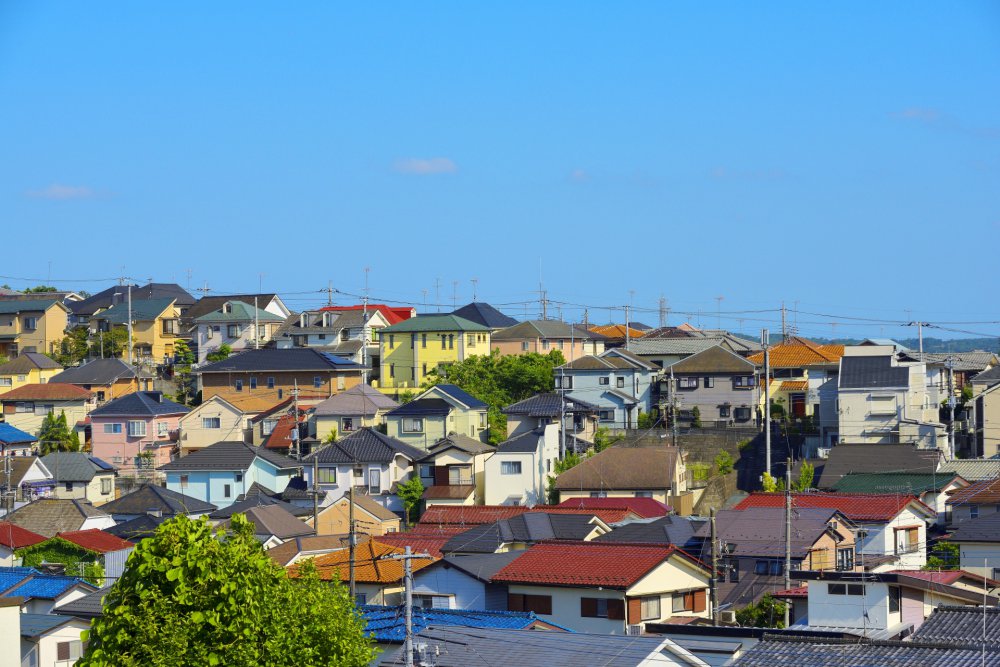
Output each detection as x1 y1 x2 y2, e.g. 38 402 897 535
415 594 452 609
848 584 865 595
389 334 395 349
103 423 122 434
829 583 846 595
235 379 243 392
317 468 337 484
557 340 564 350
278 388 283 399
468 334 476 347
355 593 367 605
555 376 574 389
64 481 74 492
754 560 769 575
262 419 278 436
157 421 169 436
599 376 610 386
672 591 698 613
35 403 54 416
724 558 739 583
894 526 920 554
402 418 424 433
235 473 243 482
719 405 730 418
368 468 381 493
971 506 980 519
389 364 395 379
179 475 189 485
769 561 783 576
14 402 34 413
422 334 427 348
101 477 112 494
449 465 472 485
249 377 257 389
598 409 614 422
227 324 239 338
733 407 751 422
127 421 147 437
313 376 323 388
581 597 615 618
448 334 454 350
521 341 529 351
501 461 522 475
478 413 487 429
704 377 715 388
734 376 755 388
617 376 625 388
96 390 106 402
836 547 855 571
635 491 653 498
267 376 275 389
541 340 550 350
640 596 661 620
889 586 901 614
677 377 699 389
22 317 37 330
203 417 221 429
56 640 83 662
163 319 180 335
441 334 447 350
509 593 552 615
869 395 896 415
0 378 9 387
342 417 355 432
590 491 608 498
224 484 232 498
410 333 416 349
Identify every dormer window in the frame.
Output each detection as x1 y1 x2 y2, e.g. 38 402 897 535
222 302 232 314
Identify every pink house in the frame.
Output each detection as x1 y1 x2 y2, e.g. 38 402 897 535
90 391 190 478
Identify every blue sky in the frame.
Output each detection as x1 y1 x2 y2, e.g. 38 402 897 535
2 2 998 340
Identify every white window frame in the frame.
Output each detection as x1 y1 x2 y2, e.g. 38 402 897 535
203 417 222 429
103 423 123 434
127 420 147 437
157 421 169 436
500 461 522 475
402 418 424 433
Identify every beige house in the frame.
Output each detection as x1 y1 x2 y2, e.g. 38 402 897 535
972 375 1000 457
0 383 94 443
417 434 495 506
0 353 63 393
0 299 70 358
90 298 183 365
178 395 249 455
554 445 688 507
306 494 401 536
40 452 117 505
491 320 606 362
312 384 399 441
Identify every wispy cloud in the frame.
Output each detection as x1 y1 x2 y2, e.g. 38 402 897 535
890 107 942 124
570 168 589 182
889 107 999 140
710 166 787 181
24 184 95 200
393 157 457 175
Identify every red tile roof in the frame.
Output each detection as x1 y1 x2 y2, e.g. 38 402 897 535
57 529 133 554
263 410 308 450
732 492 934 522
888 569 1000 587
0 521 45 549
0 383 92 401
318 304 415 325
377 533 452 559
556 497 672 519
772 585 809 598
409 524 471 537
492 541 705 588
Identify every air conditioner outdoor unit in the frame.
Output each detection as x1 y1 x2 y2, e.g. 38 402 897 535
718 610 737 625
626 624 643 636
817 447 831 459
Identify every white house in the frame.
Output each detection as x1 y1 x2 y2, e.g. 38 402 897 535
483 424 559 506
18 613 92 667
192 300 287 365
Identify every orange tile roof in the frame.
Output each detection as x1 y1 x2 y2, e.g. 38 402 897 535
300 540 436 584
588 325 647 339
747 338 844 368
778 380 808 391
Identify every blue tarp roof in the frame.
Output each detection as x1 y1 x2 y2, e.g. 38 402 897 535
5 574 91 600
0 423 36 444
360 605 569 643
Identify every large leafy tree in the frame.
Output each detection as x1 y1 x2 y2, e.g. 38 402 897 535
205 343 232 363
80 514 376 667
423 350 565 443
736 593 787 629
53 327 90 367
38 411 80 454
396 475 425 526
91 327 129 359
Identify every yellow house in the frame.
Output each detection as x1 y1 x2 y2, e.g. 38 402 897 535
376 314 490 394
90 297 182 364
0 299 70 358
0 353 63 392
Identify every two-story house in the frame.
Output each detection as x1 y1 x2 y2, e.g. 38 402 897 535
196 347 365 412
501 392 599 453
970 365 1000 457
39 452 117 505
484 424 559 506
192 300 286 364
555 348 658 430
312 384 399 442
662 345 760 427
185 293 290 350
629 326 762 370
418 434 496 506
159 440 301 509
377 314 491 394
274 307 392 370
0 383 94 444
490 320 605 362
89 298 183 365
178 395 250 455
0 353 63 393
553 445 688 507
69 282 195 327
0 299 69 358
89 391 190 477
384 384 489 451
837 345 945 450
47 358 153 405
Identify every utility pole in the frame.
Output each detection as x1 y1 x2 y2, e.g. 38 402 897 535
349 473 356 600
291 380 300 459
625 304 631 351
784 457 792 628
434 278 441 312
906 321 928 356
127 281 134 366
710 507 719 626
471 278 478 302
452 281 458 309
781 302 787 341
762 329 771 477
253 296 260 350
669 366 678 447
540 289 548 320
362 292 370 385
381 546 431 667
312 455 319 536
715 296 724 330
946 357 956 459
659 295 668 328
327 280 334 307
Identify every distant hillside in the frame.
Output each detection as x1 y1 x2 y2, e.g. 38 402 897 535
793 336 998 354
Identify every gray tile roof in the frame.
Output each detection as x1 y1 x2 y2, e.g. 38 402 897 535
421 433 495 460
940 458 1000 481
732 635 1000 666
628 337 729 356
48 358 144 385
99 484 216 516
158 441 300 472
496 430 544 453
973 365 1000 386
438 552 525 582
911 605 1000 648
443 513 599 554
429 384 488 409
902 351 998 373
815 444 942 489
949 513 1000 543
491 320 604 341
18 613 82 639
5 499 111 537
313 384 399 417
186 294 279 320
105 514 168 541
667 345 758 373
52 585 111 619
387 398 452 417
40 453 114 483
89 391 190 417
0 353 62 374
692 507 842 559
553 446 681 491
193 301 283 323
303 427 424 465
221 504 313 539
839 355 911 389
502 392 598 417
451 302 519 329
595 515 706 548
209 492 312 519
196 348 365 373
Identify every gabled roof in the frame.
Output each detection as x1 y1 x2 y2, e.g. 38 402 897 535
304 540 436 584
901 351 998 373
380 314 488 333
491 320 603 341
3 456 48 487
193 300 284 323
0 353 62 374
421 433 496 460
972 364 1000 386
946 477 1000 506
267 534 359 567
0 422 37 445
5 499 111 537
627 337 728 357
19 612 88 638
451 302 519 329
99 484 217 516
210 491 312 519
328 493 400 522
196 347 365 373
747 338 845 368
313 384 399 417
361 604 548 643
418 505 534 526
89 391 189 417
386 398 453 417
0 299 63 314
832 472 966 495
949 513 1000 543
911 605 1000 648
4 574 95 600
815 444 942 489
93 298 175 323
48 358 144 385
51 585 110 619
304 427 425 465
492 541 703 588
0 522 45 549
667 345 757 374
495 430 545 454
588 324 647 340
442 513 605 554
105 514 168 541
40 453 114 483
221 504 313 539
553 446 681 491
559 355 636 371
187 294 281 320
502 392 598 417
556 497 671 519
376 533 452 559
56 529 132 554
594 515 706 547
693 507 846 558
422 384 489 409
158 441 299 472
939 458 1000 482
839 355 911 389
70 282 194 317
437 552 526 582
319 304 414 325
733 635 998 667
732 492 934 522
0 383 92 402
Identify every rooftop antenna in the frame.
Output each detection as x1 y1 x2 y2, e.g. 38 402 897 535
422 289 428 310
715 296 724 330
452 281 458 309
434 278 441 313
659 295 668 328
186 268 193 290
258 273 265 293
471 278 478 302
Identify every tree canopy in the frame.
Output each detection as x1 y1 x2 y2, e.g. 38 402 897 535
80 514 376 667
38 411 80 454
205 343 233 363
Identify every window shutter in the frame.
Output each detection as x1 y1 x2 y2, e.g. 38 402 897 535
57 642 70 661
434 466 450 486
508 593 525 612
581 597 598 618
684 591 696 611
607 598 626 620
693 590 706 613
627 597 642 623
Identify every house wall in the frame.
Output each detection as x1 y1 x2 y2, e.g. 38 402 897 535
491 338 603 362
506 583 629 634
559 367 655 430
201 370 362 405
974 388 1000 457
309 501 400 536
48 471 115 505
411 563 501 610
305 456 412 506
314 411 387 441
378 330 492 391
950 502 1000 526
196 320 283 364
1 399 92 441
0 304 69 356
856 508 929 569
166 459 297 508
807 580 890 632
0 603 18 667
669 372 760 427
29 618 90 667
179 399 248 454
420 449 493 505
957 542 1000 579
91 413 183 476
559 489 670 504
0 366 62 393
385 414 449 451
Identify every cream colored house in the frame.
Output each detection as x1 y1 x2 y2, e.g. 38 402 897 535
383 384 489 451
40 452 117 505
0 383 94 443
0 299 70 358
178 395 249 455
306 494 401 536
418 434 495 506
312 384 399 441
0 353 63 393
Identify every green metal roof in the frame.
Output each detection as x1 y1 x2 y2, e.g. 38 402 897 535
94 298 175 323
831 472 961 494
194 301 284 323
380 314 488 333
0 299 62 314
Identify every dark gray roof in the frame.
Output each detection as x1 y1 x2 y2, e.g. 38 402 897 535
158 441 300 472
0 353 62 374
732 635 1000 666
52 586 111 619
221 504 313 540
451 302 519 329
595 515 705 549
429 384 488 409
502 392 598 417
973 365 1000 386
949 513 1000 543
18 613 83 639
421 434 495 460
911 605 1000 648
313 384 398 416
48 358 143 385
692 507 844 559
378 626 698 667
197 347 365 373
815 444 941 489
39 453 114 483
70 282 194 316
839 355 911 389
387 398 452 417
209 492 312 519
187 294 279 321
99 484 216 516
0 299 62 315
89 391 190 417
496 430 544 454
105 514 168 541
443 513 598 554
439 552 526 582
303 427 424 465
901 351 997 373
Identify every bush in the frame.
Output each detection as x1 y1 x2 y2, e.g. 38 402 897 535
736 594 786 629
691 406 702 428
714 450 734 475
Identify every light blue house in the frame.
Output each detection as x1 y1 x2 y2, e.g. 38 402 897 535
554 348 658 430
158 441 301 509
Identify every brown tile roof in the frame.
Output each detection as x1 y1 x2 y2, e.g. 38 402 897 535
553 446 681 491
267 534 361 566
747 337 845 368
5 499 110 537
946 478 1000 506
0 383 92 401
302 540 436 583
423 485 476 500
377 533 452 559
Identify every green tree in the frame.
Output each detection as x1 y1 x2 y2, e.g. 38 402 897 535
17 537 104 585
593 426 622 452
23 285 58 293
396 476 424 526
761 471 785 493
792 461 815 491
52 327 90 367
637 410 658 429
546 451 588 503
91 327 129 359
735 594 786 629
398 390 416 404
205 343 233 363
714 450 734 475
323 428 338 445
171 340 195 405
924 541 959 570
691 406 702 428
38 411 80 454
79 514 375 667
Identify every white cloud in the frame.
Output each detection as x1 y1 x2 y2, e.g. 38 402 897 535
570 168 589 182
25 184 95 200
890 107 942 124
392 158 457 175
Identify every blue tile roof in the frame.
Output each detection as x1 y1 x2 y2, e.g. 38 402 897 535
433 384 488 409
5 574 91 600
0 567 38 593
0 422 37 445
360 605 559 643
19 613 77 638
